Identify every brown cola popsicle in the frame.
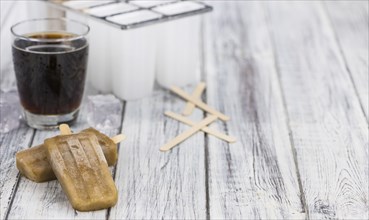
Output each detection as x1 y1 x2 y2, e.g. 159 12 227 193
45 124 118 211
16 127 125 182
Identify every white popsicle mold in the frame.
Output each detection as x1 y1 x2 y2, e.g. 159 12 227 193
57 0 212 100
63 0 114 10
152 1 206 16
155 15 201 88
153 2 203 88
85 2 138 18
107 10 162 100
86 18 112 93
130 0 176 8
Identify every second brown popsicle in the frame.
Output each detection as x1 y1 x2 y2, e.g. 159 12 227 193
16 128 125 182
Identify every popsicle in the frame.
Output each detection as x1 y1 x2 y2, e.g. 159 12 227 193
45 129 118 211
16 128 125 182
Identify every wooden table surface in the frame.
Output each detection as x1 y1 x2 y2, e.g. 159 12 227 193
1 1 368 219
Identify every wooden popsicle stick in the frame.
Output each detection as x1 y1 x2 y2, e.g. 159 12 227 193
165 111 236 143
182 82 206 116
59 124 72 135
111 134 126 144
171 86 230 121
160 115 218 152
59 125 126 144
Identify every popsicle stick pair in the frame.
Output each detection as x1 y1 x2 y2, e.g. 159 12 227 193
60 124 126 144
160 83 236 152
171 85 230 121
182 82 206 115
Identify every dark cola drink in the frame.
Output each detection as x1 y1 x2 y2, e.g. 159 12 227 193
11 18 90 130
12 32 88 116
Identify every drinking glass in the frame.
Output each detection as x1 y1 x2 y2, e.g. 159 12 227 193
11 18 89 129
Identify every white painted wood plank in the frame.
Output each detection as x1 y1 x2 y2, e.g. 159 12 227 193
0 125 34 220
204 2 304 219
7 91 124 219
109 90 207 219
325 1 369 121
266 2 369 219
0 60 35 220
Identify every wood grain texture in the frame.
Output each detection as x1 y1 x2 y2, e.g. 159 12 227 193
109 90 207 219
0 125 34 220
1 1 368 219
324 1 369 121
266 1 369 219
204 2 304 219
325 1 369 120
7 91 124 219
0 62 35 220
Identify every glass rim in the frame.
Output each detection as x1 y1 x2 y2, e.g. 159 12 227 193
11 18 90 43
